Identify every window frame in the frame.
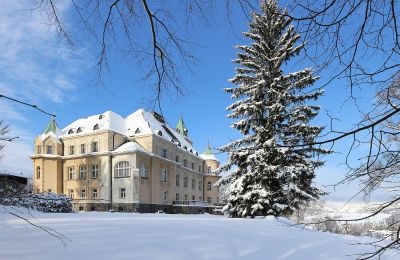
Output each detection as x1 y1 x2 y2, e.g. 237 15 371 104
69 145 75 155
139 162 148 178
162 191 168 201
91 164 99 179
79 165 86 180
80 189 86 199
91 141 98 153
68 189 74 199
46 145 53 154
81 143 86 154
115 161 131 178
36 166 41 179
160 168 168 182
207 181 212 190
92 188 98 199
120 188 126 198
68 166 75 180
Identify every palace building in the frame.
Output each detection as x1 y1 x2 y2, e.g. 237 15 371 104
31 109 221 213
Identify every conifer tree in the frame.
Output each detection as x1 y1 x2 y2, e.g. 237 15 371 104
219 0 330 218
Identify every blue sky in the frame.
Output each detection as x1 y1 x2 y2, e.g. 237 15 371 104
0 0 388 201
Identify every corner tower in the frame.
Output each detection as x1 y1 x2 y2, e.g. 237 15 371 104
201 142 221 204
31 117 63 194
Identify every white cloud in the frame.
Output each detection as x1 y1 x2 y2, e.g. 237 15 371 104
0 0 88 104
0 0 89 177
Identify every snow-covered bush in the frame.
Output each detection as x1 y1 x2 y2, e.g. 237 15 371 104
0 186 72 213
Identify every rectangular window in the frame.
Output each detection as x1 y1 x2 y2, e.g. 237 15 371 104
79 165 86 180
175 193 180 201
90 206 96 211
36 166 41 179
162 191 168 201
120 188 126 198
208 166 211 173
46 145 53 154
207 181 212 190
36 145 41 154
92 188 98 198
191 179 195 189
175 155 179 163
184 195 188 201
68 167 75 180
176 174 180 186
207 197 211 203
199 181 202 191
92 142 98 152
69 145 75 155
81 144 86 154
184 159 187 167
68 189 74 199
80 189 86 199
160 169 168 182
183 176 188 188
192 195 195 201
198 165 201 172
191 162 194 170
161 148 167 158
79 206 84 211
199 196 202 201
91 164 99 179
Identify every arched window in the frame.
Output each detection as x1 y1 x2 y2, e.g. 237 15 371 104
115 161 131 178
93 124 99 130
139 162 148 178
76 127 82 133
68 129 74 134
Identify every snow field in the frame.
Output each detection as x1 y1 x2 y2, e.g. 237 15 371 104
1 208 399 259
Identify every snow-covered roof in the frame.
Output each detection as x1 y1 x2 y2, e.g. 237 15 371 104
112 141 146 154
200 153 218 161
59 109 199 156
61 111 126 137
0 169 30 179
38 131 62 144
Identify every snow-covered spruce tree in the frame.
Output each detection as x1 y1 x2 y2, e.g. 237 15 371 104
219 0 330 218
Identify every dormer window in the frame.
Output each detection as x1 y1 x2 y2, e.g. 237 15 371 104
93 124 99 130
76 127 82 133
157 130 162 136
68 129 74 134
178 143 181 147
184 146 187 150
190 149 193 153
99 115 104 119
135 128 141 134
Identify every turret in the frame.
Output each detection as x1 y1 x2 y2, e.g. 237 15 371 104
31 116 63 194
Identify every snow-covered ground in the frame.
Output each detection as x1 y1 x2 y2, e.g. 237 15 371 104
1 207 399 260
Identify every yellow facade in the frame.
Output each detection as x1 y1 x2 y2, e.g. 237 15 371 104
31 110 221 212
